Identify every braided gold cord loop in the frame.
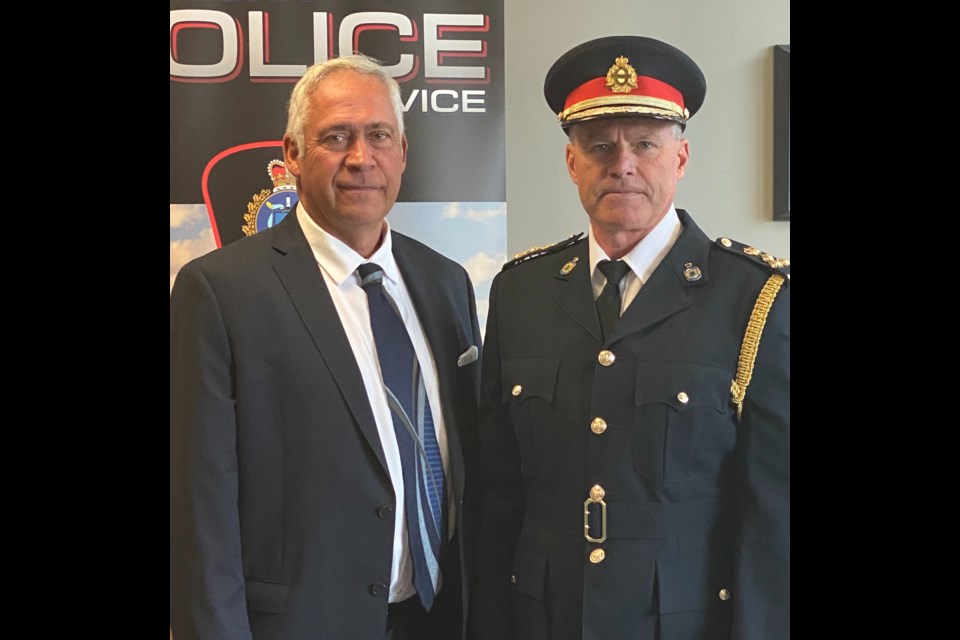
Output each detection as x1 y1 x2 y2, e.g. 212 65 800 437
731 273 786 420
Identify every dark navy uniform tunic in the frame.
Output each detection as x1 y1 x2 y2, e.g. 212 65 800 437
470 209 789 640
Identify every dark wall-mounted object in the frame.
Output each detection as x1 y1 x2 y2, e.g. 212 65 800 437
773 45 790 221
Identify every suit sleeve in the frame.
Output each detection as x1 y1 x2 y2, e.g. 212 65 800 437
733 280 790 639
170 263 253 640
467 273 524 640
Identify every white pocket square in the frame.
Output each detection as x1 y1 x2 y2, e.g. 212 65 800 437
457 345 479 367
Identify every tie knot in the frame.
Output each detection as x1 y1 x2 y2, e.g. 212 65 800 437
357 262 384 289
597 259 629 286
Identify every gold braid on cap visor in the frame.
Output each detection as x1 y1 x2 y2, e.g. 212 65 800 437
558 95 688 126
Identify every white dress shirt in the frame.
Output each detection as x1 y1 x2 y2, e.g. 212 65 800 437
589 205 683 314
296 204 450 603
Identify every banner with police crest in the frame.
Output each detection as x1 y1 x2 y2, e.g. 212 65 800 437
170 0 506 329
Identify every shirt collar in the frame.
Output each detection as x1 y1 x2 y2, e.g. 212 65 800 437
296 202 398 286
588 204 682 285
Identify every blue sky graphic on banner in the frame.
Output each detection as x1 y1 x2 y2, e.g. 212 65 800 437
170 1 506 331
171 201 505 328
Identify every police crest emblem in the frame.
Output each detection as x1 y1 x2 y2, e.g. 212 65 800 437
242 159 299 237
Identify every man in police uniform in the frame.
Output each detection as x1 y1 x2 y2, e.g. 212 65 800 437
468 36 789 640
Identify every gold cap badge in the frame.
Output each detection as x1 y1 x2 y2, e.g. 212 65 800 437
605 56 638 94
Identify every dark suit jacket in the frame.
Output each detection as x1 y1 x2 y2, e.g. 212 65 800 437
170 212 482 640
469 210 789 640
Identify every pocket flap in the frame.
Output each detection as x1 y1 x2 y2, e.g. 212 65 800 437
511 540 548 601
635 363 729 411
501 355 561 404
245 579 288 614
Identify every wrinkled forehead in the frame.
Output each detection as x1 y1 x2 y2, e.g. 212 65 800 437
568 116 679 141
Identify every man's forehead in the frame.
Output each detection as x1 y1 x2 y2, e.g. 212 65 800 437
572 117 676 138
318 119 399 132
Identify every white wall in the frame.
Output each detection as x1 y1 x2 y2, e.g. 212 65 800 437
503 0 790 260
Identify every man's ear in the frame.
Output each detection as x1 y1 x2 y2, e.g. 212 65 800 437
676 138 690 180
283 135 301 177
565 142 579 185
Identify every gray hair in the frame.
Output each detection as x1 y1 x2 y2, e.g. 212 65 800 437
285 54 405 154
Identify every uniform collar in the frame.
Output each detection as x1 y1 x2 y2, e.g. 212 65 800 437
588 204 682 285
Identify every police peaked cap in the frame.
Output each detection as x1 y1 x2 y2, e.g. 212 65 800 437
544 35 706 131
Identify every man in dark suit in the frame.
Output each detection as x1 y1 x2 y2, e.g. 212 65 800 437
469 36 789 640
170 54 482 640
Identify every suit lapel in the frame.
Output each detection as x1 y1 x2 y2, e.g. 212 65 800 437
606 210 711 343
552 241 604 341
269 215 390 474
550 213 713 345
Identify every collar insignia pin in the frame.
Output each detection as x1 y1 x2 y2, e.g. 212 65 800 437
560 257 579 275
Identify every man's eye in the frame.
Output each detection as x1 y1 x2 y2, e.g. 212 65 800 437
592 144 611 152
637 141 654 150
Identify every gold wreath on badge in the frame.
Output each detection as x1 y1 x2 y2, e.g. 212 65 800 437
243 160 298 237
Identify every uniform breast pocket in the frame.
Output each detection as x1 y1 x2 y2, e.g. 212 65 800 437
632 363 734 483
501 355 561 476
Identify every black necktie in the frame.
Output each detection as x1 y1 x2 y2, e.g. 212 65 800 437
357 262 445 611
596 259 629 341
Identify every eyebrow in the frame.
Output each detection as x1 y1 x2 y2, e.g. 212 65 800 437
318 121 397 135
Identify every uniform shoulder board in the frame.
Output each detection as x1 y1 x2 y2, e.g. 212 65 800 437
502 232 585 271
715 236 790 279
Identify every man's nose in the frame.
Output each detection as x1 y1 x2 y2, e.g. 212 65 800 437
609 145 637 177
345 137 374 167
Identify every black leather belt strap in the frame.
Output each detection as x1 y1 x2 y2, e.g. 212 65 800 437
524 489 720 540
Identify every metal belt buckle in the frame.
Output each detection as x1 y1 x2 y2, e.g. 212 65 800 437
583 495 607 543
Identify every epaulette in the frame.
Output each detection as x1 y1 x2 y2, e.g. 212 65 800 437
718 236 790 422
715 236 790 280
502 232 585 271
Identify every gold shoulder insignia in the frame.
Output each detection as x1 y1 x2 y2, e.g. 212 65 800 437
502 232 585 271
715 237 790 280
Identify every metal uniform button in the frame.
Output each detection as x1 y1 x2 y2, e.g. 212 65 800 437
589 548 605 563
376 506 393 519
598 350 616 366
369 582 388 597
677 391 689 404
590 417 607 434
590 484 605 500
720 237 732 247
510 575 517 584
718 588 731 601
512 384 522 396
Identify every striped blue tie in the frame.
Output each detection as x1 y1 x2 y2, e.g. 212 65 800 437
357 262 445 611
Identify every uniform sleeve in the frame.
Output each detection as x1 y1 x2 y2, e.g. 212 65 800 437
467 274 525 640
170 263 253 640
732 280 790 639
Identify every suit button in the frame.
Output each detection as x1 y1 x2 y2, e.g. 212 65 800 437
376 506 394 519
718 588 731 601
677 391 689 404
512 384 522 396
510 575 517 584
369 582 388 597
589 548 605 563
598 350 616 366
590 417 607 434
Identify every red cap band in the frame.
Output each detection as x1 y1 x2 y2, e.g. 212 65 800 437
563 75 685 113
